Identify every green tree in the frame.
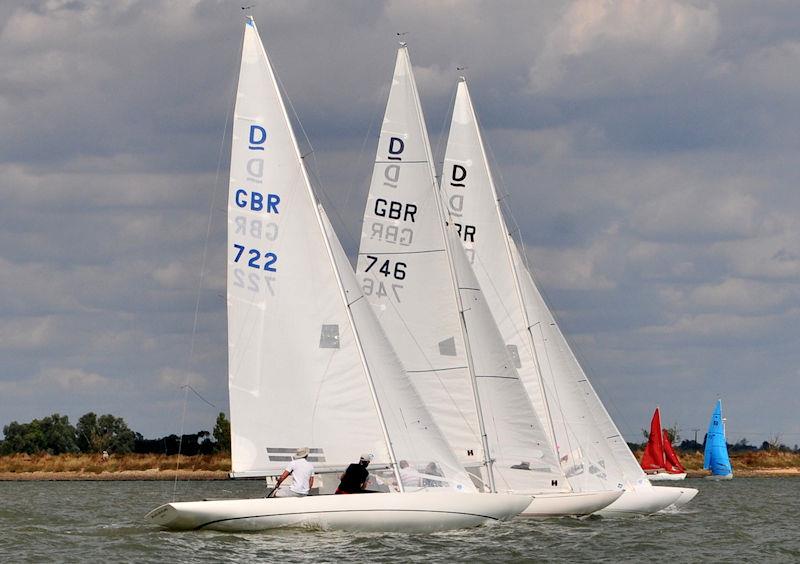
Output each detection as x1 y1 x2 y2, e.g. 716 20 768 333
75 412 135 453
212 412 231 453
1 414 77 454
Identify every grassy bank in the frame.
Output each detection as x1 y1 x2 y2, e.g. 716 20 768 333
0 453 231 480
2 450 799 480
632 449 800 474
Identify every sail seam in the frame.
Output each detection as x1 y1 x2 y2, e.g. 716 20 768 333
357 249 446 256
405 366 469 373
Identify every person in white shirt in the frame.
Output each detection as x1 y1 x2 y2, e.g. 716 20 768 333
399 459 422 488
272 447 314 497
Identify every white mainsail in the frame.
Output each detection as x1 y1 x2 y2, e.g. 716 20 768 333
440 77 646 493
356 47 566 494
356 46 482 470
227 19 472 492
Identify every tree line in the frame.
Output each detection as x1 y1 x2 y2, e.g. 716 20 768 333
0 412 231 456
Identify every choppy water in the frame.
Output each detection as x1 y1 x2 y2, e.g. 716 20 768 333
2 478 798 562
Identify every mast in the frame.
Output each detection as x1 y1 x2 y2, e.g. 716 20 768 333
251 17 403 489
404 49 496 493
459 78 561 457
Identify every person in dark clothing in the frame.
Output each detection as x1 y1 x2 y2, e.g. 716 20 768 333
335 454 372 494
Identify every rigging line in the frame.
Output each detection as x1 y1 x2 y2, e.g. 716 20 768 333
275 84 358 257
357 248 446 256
478 128 591 461
469 246 575 455
492 176 628 447
405 366 469 373
432 80 459 180
181 385 218 409
173 40 238 501
344 79 387 215
271 67 361 254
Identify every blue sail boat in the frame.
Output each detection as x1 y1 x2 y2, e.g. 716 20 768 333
703 399 733 480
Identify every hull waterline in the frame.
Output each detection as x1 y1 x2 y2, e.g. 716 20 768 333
647 472 687 481
668 486 699 508
594 486 683 517
519 490 623 517
146 492 530 532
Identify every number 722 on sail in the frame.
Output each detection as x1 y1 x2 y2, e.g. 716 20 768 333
232 244 278 272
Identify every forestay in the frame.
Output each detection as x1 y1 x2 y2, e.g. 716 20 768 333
441 78 636 493
226 20 472 493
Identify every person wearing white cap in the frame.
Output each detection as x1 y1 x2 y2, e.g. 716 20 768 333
271 447 315 498
334 453 373 494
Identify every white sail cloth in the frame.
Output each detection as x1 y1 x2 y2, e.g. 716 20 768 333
441 78 646 493
356 47 567 494
226 19 473 493
356 47 482 467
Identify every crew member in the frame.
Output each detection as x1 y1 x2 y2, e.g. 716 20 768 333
272 447 314 497
335 454 372 494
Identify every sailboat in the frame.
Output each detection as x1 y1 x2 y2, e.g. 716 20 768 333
704 399 733 480
640 408 687 480
145 18 529 532
355 47 620 517
440 77 698 516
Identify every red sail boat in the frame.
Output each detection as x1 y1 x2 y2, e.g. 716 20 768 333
640 407 687 481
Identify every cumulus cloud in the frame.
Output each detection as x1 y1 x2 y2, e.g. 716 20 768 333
1 0 799 443
530 0 719 95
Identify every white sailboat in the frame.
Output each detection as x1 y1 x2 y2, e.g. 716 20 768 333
355 46 619 517
439 78 697 516
145 18 529 532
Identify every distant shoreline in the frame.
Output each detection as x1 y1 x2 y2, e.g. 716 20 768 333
1 468 799 481
1 452 798 481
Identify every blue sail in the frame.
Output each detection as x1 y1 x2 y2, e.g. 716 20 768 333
703 399 733 477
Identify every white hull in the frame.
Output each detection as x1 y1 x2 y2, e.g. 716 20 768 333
146 492 530 532
669 487 699 508
520 490 623 517
594 486 683 517
705 473 733 481
647 472 687 481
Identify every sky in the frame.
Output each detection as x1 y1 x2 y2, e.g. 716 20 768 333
1 0 798 447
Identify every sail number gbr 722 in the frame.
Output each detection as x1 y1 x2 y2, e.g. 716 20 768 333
232 244 278 272
362 255 405 301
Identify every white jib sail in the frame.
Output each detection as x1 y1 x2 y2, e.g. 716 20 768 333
227 20 473 493
448 227 568 493
441 78 636 492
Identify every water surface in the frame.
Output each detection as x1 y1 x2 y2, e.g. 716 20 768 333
2 478 798 562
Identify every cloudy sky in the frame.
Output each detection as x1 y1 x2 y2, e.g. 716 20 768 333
1 0 798 447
